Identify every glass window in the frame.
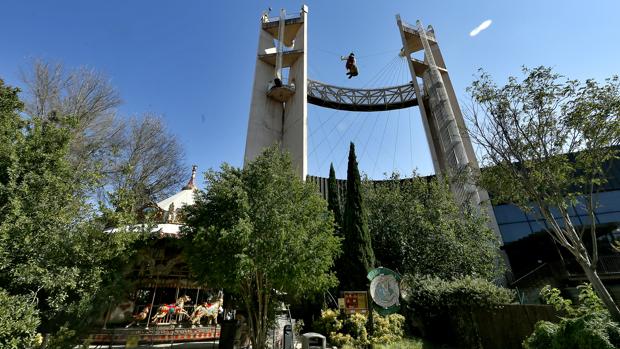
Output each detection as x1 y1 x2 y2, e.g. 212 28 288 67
525 205 545 221
576 215 595 227
494 204 528 224
596 212 620 224
594 191 620 214
573 196 589 216
570 216 584 228
529 219 548 234
499 222 532 243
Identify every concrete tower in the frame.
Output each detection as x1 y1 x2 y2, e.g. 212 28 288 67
244 6 308 178
243 8 501 241
396 16 500 233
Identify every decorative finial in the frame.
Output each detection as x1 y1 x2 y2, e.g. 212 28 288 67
183 165 198 190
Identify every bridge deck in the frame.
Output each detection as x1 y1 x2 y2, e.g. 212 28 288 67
307 79 420 112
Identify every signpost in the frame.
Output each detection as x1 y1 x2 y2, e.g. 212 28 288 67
367 267 401 316
342 291 369 314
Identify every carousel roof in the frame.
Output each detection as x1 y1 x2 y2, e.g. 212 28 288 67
153 223 183 236
156 165 198 211
104 223 183 236
105 166 199 237
156 188 196 211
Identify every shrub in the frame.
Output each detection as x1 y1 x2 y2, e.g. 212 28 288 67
371 338 424 349
0 288 40 349
314 310 405 347
313 309 343 337
343 313 369 346
402 275 515 349
403 275 515 311
371 313 405 345
523 284 620 349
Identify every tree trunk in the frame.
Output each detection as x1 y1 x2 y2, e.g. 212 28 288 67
248 303 268 349
578 259 620 321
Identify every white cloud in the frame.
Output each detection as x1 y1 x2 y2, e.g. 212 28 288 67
469 19 492 37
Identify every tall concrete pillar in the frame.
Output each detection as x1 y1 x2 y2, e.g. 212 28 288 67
244 6 308 178
396 16 502 241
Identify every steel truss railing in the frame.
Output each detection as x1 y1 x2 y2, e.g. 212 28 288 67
307 79 420 112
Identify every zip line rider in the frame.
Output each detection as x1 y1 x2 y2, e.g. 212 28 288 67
341 53 359 79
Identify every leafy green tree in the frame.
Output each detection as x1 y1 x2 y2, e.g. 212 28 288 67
183 147 341 349
466 67 620 319
341 142 375 291
365 173 501 280
0 289 40 349
0 79 137 348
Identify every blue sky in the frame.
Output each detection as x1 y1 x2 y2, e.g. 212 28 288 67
1 0 619 180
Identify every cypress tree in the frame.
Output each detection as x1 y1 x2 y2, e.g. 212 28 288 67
342 142 375 290
327 163 343 232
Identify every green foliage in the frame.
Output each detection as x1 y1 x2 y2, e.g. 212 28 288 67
313 309 343 338
540 285 574 315
403 275 515 312
328 163 345 286
467 66 620 318
523 314 620 349
371 338 424 349
403 275 514 349
541 284 606 318
524 284 620 349
365 173 502 280
183 146 340 349
314 310 405 348
342 142 375 291
0 79 24 203
0 79 137 347
293 319 305 338
371 313 406 345
469 67 620 209
338 313 370 347
576 284 608 316
328 163 343 231
0 288 40 349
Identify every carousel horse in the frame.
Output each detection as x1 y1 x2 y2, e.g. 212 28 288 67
190 293 224 326
125 305 151 328
151 295 191 323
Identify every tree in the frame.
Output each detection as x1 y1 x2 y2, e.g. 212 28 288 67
183 147 341 349
0 289 40 349
0 79 137 348
341 142 375 290
365 173 501 280
105 114 186 214
327 163 343 232
466 66 620 319
20 60 186 213
21 60 124 176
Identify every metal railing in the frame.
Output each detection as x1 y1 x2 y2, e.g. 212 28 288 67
307 79 420 112
598 255 620 275
262 12 302 24
566 254 620 279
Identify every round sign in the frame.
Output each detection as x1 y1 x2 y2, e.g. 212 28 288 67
369 274 400 308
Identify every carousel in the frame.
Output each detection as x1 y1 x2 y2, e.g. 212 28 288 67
89 166 227 346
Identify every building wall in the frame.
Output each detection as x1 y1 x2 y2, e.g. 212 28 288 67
494 189 620 244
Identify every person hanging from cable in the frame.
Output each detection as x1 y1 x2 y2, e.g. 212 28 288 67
341 52 359 79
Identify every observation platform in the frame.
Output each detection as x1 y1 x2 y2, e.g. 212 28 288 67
307 79 420 112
